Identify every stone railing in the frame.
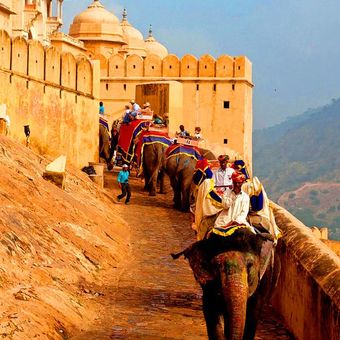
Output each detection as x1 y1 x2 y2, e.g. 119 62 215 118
271 202 340 340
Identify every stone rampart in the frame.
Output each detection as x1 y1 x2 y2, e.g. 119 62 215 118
96 52 252 81
0 29 99 168
271 202 340 340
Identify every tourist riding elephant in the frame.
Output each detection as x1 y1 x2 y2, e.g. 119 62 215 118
142 142 168 196
172 228 280 340
99 124 113 170
164 146 215 211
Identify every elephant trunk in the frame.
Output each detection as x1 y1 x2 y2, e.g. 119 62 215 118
218 254 249 340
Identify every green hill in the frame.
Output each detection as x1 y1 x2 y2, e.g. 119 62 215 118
253 98 340 239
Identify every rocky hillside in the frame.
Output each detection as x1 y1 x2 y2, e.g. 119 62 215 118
253 98 340 240
0 136 130 338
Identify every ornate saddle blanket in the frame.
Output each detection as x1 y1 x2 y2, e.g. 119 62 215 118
134 130 172 168
117 120 149 163
99 116 109 132
165 144 202 161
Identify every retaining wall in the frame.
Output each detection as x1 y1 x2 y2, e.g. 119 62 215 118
272 202 340 340
0 29 100 168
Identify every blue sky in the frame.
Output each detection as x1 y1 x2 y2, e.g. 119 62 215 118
62 0 340 129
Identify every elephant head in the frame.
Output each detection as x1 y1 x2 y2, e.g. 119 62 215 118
175 228 278 340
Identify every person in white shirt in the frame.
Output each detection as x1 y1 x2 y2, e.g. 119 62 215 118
213 154 235 194
214 171 250 228
129 99 141 119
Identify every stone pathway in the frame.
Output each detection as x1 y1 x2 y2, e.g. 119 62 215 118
72 171 294 339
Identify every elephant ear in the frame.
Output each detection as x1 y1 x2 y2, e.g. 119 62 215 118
258 239 274 281
185 242 217 286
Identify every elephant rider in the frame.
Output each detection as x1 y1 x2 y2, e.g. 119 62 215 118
129 99 141 119
191 159 223 240
212 171 251 233
213 155 235 195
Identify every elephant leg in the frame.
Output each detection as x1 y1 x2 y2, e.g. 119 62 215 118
158 170 166 194
148 165 158 196
202 283 225 340
143 169 151 191
243 295 259 340
169 176 181 209
181 177 191 212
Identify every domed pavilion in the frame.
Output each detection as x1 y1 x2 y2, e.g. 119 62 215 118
69 0 126 57
144 25 168 59
120 9 147 58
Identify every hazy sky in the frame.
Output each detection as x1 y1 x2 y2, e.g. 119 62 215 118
62 0 340 129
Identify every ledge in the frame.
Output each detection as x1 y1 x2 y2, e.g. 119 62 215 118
0 2 16 14
271 201 340 307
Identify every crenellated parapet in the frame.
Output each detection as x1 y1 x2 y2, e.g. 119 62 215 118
93 52 252 82
0 29 94 96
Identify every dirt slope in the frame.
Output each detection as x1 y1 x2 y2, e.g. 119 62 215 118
0 136 130 339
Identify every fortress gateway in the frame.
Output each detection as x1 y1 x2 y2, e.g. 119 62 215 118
0 0 253 168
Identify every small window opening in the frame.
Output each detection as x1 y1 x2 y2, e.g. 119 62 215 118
75 95 77 103
115 65 118 69
26 80 29 89
151 65 154 69
213 84 216 91
187 65 190 69
238 66 241 70
196 84 199 91
123 84 127 91
133 65 136 69
18 53 20 57
223 101 230 109
232 84 235 91
204 65 207 69
223 66 226 69
106 83 109 91
223 139 228 144
169 65 172 69
35 60 38 63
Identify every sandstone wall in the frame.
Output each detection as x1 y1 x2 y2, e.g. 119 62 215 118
272 202 340 340
0 30 99 168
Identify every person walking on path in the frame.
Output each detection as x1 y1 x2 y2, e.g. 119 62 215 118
117 164 131 204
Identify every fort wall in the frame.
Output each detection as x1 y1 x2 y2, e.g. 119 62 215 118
0 30 99 168
272 202 340 340
100 53 253 166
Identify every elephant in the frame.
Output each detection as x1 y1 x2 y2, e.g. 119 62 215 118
172 228 280 340
164 146 215 211
142 142 168 196
99 124 113 170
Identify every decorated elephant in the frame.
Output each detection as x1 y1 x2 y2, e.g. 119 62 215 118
172 228 280 340
99 124 112 169
135 130 172 196
164 144 215 211
142 142 168 196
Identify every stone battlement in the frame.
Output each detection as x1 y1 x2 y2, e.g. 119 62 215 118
95 53 252 82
